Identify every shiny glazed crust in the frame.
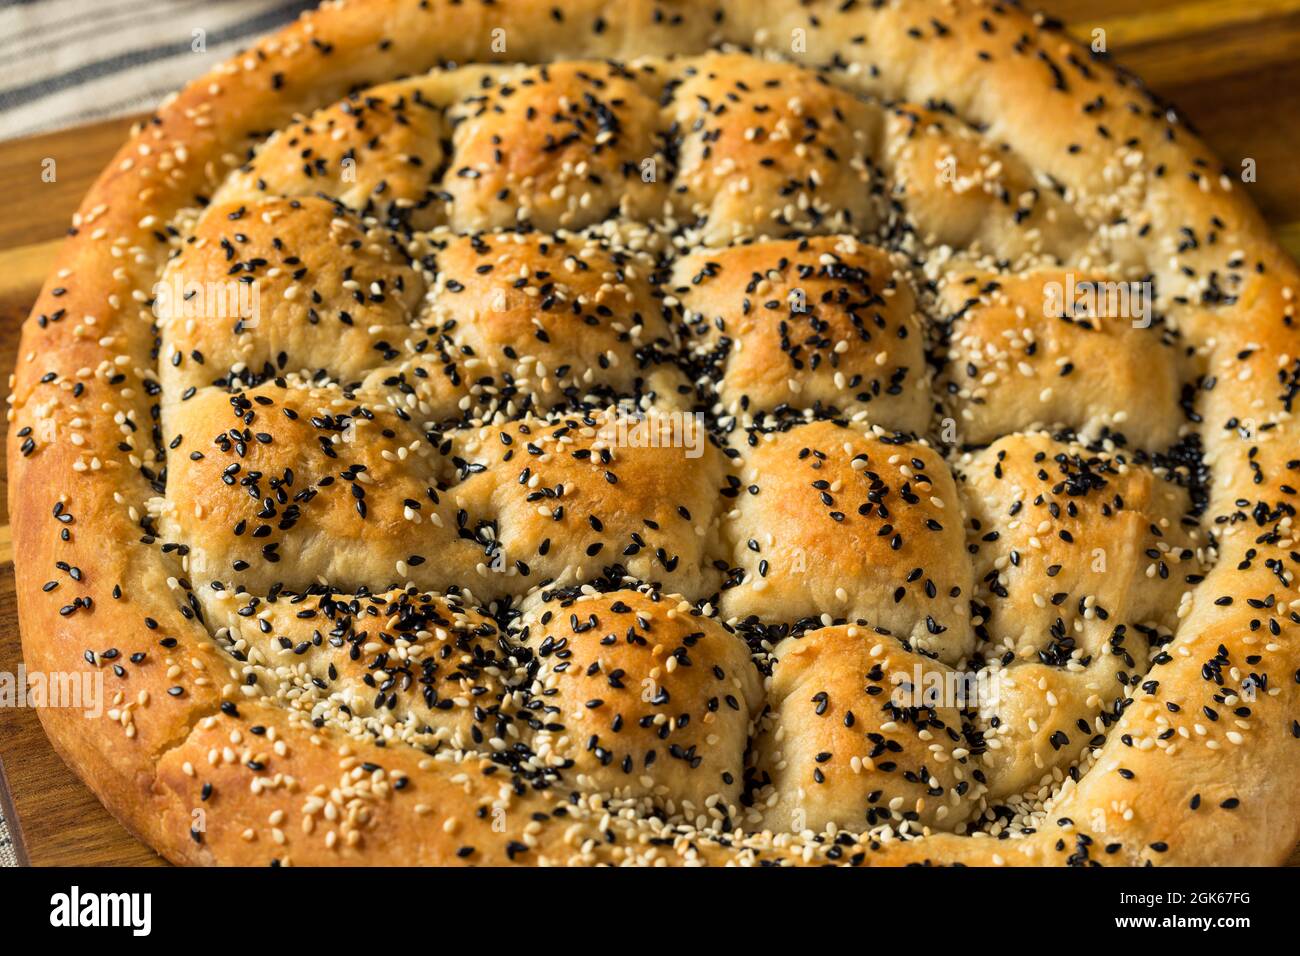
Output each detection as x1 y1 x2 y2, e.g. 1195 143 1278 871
8 0 1300 866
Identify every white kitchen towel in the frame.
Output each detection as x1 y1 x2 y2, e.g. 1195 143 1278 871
0 803 16 866
0 0 315 140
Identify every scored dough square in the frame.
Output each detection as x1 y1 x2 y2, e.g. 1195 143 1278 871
665 53 883 245
720 419 974 664
205 587 520 753
882 104 1088 263
674 235 930 431
937 270 1188 449
753 626 974 834
157 198 425 398
519 589 761 819
444 61 667 232
163 382 477 596
449 408 729 599
213 81 451 230
957 432 1205 797
427 230 689 409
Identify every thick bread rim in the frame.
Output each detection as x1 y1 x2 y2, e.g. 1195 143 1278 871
9 0 1300 866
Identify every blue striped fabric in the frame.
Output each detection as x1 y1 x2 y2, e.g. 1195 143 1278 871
0 0 314 140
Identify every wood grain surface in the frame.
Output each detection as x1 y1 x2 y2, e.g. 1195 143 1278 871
0 0 1297 867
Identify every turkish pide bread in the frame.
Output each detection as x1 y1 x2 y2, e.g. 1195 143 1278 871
9 0 1300 866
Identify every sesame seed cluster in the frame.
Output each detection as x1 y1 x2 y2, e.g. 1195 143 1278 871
11 0 1300 866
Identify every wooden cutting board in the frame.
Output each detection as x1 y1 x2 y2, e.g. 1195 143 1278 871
2 0 1299 867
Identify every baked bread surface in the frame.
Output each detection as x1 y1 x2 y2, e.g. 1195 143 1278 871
9 0 1300 866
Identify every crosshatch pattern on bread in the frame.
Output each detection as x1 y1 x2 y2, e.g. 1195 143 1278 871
8 0 1300 866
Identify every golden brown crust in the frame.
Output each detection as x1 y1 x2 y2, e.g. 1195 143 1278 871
428 230 686 408
664 52 883 244
445 61 668 232
215 82 451 231
957 432 1205 798
163 381 474 595
158 198 427 396
674 236 930 431
9 0 1300 867
518 588 761 821
937 271 1188 449
720 419 975 663
753 625 974 834
881 103 1088 264
448 409 729 599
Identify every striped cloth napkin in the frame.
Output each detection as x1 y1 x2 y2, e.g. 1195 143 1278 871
0 0 315 140
0 810 15 866
0 0 317 865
